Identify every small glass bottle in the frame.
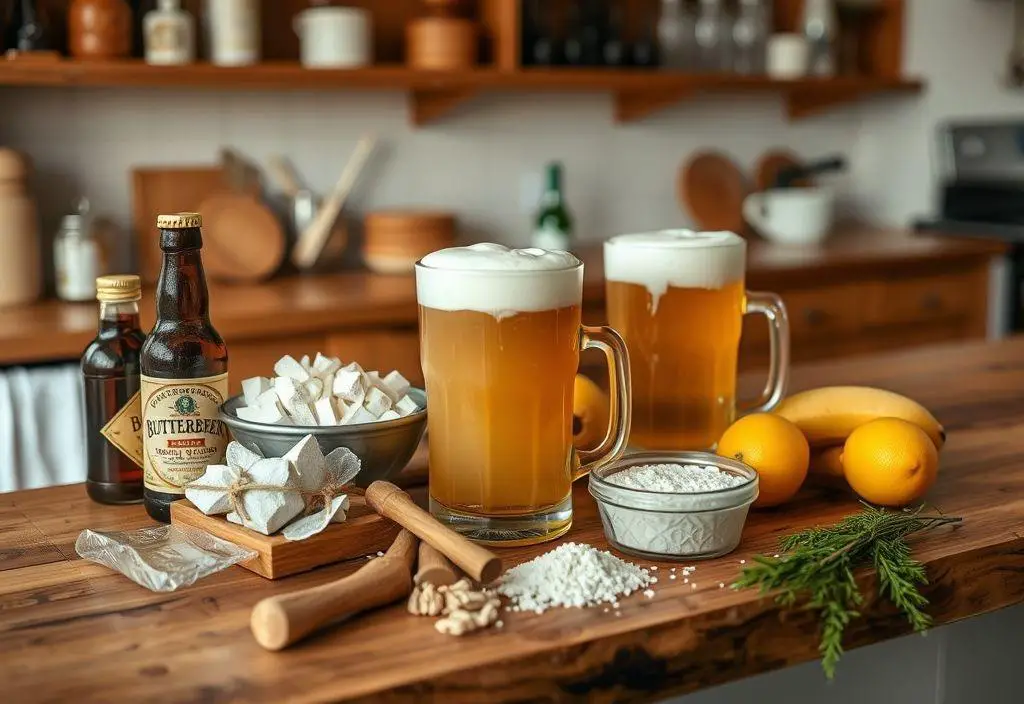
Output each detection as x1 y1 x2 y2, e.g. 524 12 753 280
657 0 695 71
144 0 195 66
803 0 837 77
732 0 768 75
54 198 105 303
82 274 147 505
694 0 731 72
532 163 574 251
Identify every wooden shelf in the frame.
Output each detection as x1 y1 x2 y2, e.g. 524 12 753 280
0 60 924 125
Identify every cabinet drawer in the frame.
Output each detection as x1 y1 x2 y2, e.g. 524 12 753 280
226 334 327 395
866 273 978 327
743 283 866 350
326 330 423 387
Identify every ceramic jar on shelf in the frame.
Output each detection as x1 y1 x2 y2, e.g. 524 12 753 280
206 0 260 66
68 0 132 60
143 0 195 65
0 149 42 308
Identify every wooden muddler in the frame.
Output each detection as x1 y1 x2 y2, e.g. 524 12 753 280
365 481 503 584
250 529 418 651
415 542 460 587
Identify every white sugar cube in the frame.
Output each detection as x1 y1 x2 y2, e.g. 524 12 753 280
242 376 271 406
333 368 366 402
341 403 376 426
275 376 311 406
333 398 350 423
287 399 318 426
382 370 411 400
253 388 281 410
300 354 311 371
378 409 400 421
365 371 395 403
320 372 335 400
304 377 324 400
274 355 310 382
363 387 392 418
237 404 290 425
395 395 419 417
313 353 341 375
314 397 339 426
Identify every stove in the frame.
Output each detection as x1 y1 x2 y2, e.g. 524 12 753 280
914 120 1024 332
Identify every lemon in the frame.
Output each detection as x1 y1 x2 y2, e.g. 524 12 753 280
842 417 939 507
572 374 609 450
717 413 810 508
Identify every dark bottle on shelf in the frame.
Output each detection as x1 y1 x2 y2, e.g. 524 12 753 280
140 212 229 523
4 0 50 52
631 9 660 68
522 0 558 66
602 0 628 67
82 274 146 505
563 0 604 67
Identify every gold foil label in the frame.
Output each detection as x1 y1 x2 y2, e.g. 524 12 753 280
141 373 229 496
100 391 144 468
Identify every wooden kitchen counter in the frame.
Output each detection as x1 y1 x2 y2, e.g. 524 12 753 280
0 229 1007 374
3 337 1024 702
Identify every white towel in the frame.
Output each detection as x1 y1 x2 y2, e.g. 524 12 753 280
0 364 86 492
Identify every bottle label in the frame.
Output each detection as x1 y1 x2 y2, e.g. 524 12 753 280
140 373 230 496
532 224 571 251
100 391 145 469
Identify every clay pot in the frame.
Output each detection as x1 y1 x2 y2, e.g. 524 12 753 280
69 0 132 60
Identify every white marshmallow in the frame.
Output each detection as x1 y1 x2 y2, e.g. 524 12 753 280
253 388 280 410
283 434 326 491
363 387 393 418
382 370 411 400
378 409 400 421
314 397 339 426
341 402 376 425
242 376 271 406
287 399 318 426
274 355 310 382
313 353 341 375
395 395 420 416
237 404 290 425
300 354 312 371
304 377 324 400
275 376 311 407
333 397 350 423
333 369 366 402
319 372 336 400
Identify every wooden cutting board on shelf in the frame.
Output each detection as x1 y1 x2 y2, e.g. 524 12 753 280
170 496 400 579
131 166 259 283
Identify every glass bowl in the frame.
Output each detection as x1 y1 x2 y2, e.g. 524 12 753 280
588 451 759 561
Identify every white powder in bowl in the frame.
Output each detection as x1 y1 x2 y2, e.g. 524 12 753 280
606 463 746 493
593 462 755 560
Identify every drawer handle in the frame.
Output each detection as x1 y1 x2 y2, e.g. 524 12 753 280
804 308 828 326
921 293 944 312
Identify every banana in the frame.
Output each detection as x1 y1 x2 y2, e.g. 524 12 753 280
809 445 845 478
773 386 945 450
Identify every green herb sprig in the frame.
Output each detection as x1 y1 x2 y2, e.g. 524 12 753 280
733 504 962 678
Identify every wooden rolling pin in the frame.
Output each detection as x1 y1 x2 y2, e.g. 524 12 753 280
365 481 503 584
250 529 418 651
415 542 459 587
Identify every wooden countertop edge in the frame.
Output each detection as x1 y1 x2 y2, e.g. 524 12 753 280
297 531 1024 702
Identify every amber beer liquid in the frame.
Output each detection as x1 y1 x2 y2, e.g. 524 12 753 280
140 213 229 523
605 231 789 451
416 244 631 546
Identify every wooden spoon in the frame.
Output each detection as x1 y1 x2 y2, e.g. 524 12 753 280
198 192 286 283
678 151 749 234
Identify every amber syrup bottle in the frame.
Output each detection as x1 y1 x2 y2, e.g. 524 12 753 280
140 212 229 523
82 274 146 504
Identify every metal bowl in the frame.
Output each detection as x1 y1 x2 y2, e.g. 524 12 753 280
219 388 427 487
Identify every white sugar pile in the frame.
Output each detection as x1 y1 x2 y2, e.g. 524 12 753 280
607 463 745 492
497 542 652 613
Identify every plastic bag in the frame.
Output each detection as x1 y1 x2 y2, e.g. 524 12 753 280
75 525 256 592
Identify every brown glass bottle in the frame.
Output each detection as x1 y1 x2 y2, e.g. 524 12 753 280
82 274 146 504
140 212 229 523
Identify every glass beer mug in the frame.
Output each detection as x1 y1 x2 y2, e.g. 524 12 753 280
415 244 632 545
604 230 789 451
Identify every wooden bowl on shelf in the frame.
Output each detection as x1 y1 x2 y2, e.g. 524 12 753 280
362 210 456 275
406 17 477 70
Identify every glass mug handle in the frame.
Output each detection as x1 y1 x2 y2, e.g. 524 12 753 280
739 291 790 414
573 325 632 481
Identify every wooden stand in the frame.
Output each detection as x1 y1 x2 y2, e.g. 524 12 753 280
170 496 400 579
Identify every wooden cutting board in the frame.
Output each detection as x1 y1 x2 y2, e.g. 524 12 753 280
198 192 286 283
131 166 260 283
678 151 749 234
170 496 400 579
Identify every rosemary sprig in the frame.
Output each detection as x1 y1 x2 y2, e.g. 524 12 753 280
733 503 962 679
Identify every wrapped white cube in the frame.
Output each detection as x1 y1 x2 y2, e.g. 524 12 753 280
274 355 310 383
313 353 342 375
242 377 271 405
383 370 410 401
185 464 240 515
379 409 400 421
283 434 326 492
225 458 304 535
314 397 339 426
364 387 392 418
332 368 365 402
395 395 419 417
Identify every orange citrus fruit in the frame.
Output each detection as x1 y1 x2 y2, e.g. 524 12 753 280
841 417 939 507
717 413 810 508
572 374 609 450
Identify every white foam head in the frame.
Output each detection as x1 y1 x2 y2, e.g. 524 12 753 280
604 230 746 311
416 243 582 318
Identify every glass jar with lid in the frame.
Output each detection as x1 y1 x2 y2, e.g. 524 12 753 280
54 198 107 302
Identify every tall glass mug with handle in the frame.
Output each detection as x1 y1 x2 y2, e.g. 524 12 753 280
604 230 789 451
416 244 632 546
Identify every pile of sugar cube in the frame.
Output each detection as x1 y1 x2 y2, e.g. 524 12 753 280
236 353 420 426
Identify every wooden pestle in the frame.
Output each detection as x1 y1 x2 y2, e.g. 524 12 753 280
250 529 418 651
415 542 460 587
365 481 502 584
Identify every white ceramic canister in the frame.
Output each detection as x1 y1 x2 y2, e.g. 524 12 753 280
206 0 260 66
144 0 196 66
294 6 371 69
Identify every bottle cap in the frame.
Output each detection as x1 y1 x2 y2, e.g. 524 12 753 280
96 274 143 302
156 212 202 229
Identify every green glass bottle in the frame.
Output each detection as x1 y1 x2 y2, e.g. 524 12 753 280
532 162 574 251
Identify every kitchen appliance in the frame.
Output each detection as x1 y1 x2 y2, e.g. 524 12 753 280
914 120 1024 333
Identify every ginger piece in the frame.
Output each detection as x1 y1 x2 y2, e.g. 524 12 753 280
407 582 445 617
